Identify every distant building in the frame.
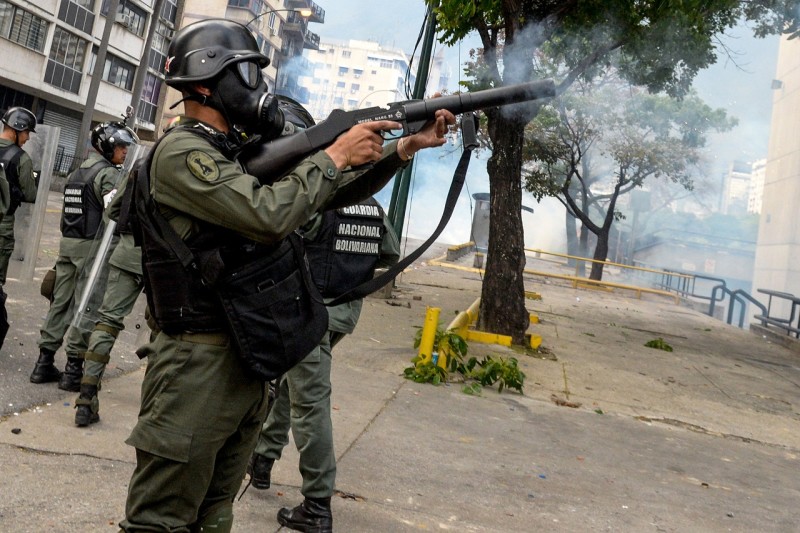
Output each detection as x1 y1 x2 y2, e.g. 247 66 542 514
721 160 753 215
300 38 449 122
747 158 766 214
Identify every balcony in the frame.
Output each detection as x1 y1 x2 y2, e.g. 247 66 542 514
304 29 320 50
283 21 320 51
287 0 325 23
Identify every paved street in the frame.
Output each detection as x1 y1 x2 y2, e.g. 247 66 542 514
0 192 798 532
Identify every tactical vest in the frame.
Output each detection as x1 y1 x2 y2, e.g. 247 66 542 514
132 126 280 333
0 144 25 215
60 159 108 239
305 197 384 298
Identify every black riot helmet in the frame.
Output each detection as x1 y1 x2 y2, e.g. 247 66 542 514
164 18 270 87
164 19 284 140
277 95 315 131
91 122 139 162
2 107 37 133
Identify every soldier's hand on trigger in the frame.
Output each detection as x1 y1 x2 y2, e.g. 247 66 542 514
399 107 456 160
325 120 401 170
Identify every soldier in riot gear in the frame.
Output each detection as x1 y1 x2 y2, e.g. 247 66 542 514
29 121 137 389
246 97 400 533
73 166 145 427
120 18 454 533
0 106 38 283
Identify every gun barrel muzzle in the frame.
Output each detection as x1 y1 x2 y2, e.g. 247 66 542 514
404 79 556 121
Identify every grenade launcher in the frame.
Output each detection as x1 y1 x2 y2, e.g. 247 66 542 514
240 78 556 179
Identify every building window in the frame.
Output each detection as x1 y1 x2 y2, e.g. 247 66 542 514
342 50 350 58
0 85 35 112
338 66 348 76
353 68 363 78
101 0 146 37
58 0 95 34
347 99 357 109
161 0 178 24
137 72 161 124
45 27 88 93
336 81 345 88
149 20 172 72
259 40 272 62
333 96 343 106
89 46 136 90
350 83 360 93
0 1 49 53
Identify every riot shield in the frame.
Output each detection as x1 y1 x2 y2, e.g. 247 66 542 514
20 124 61 281
68 143 147 341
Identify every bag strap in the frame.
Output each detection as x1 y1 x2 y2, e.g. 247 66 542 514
326 113 479 307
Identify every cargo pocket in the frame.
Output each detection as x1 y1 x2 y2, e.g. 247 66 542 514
126 420 193 463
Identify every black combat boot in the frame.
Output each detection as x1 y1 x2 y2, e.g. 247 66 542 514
29 348 61 384
74 383 99 427
246 453 274 490
58 357 83 392
277 497 333 533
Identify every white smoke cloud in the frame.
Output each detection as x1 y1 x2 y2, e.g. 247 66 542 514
375 140 568 253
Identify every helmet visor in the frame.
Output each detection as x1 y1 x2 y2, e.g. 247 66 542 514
112 127 139 146
235 60 263 89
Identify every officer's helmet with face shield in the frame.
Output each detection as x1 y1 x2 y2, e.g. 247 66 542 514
91 122 139 163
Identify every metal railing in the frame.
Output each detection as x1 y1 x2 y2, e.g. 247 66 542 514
727 289 768 329
752 289 800 338
523 248 688 303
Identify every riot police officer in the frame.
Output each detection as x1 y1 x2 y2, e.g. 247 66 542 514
74 168 145 427
0 106 38 283
29 122 137 388
120 18 454 533
244 97 399 533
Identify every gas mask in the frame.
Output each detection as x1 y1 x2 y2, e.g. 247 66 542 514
208 61 286 141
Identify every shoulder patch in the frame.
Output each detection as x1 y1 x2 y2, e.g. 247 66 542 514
187 150 220 182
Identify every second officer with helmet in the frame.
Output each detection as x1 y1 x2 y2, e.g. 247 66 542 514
29 121 138 390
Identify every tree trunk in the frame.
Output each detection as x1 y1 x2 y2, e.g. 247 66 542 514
577 223 589 278
479 120 529 345
589 227 610 280
565 210 578 267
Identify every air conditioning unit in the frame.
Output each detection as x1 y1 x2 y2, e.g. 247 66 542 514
116 13 133 28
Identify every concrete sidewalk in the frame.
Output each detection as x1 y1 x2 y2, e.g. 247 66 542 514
1 195 799 531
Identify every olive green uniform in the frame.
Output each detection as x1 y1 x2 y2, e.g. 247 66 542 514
79 174 144 413
254 214 400 499
0 138 36 283
121 118 406 532
36 152 119 357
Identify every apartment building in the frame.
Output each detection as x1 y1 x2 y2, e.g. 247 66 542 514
0 0 179 169
747 158 766 215
301 38 450 122
0 0 325 171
